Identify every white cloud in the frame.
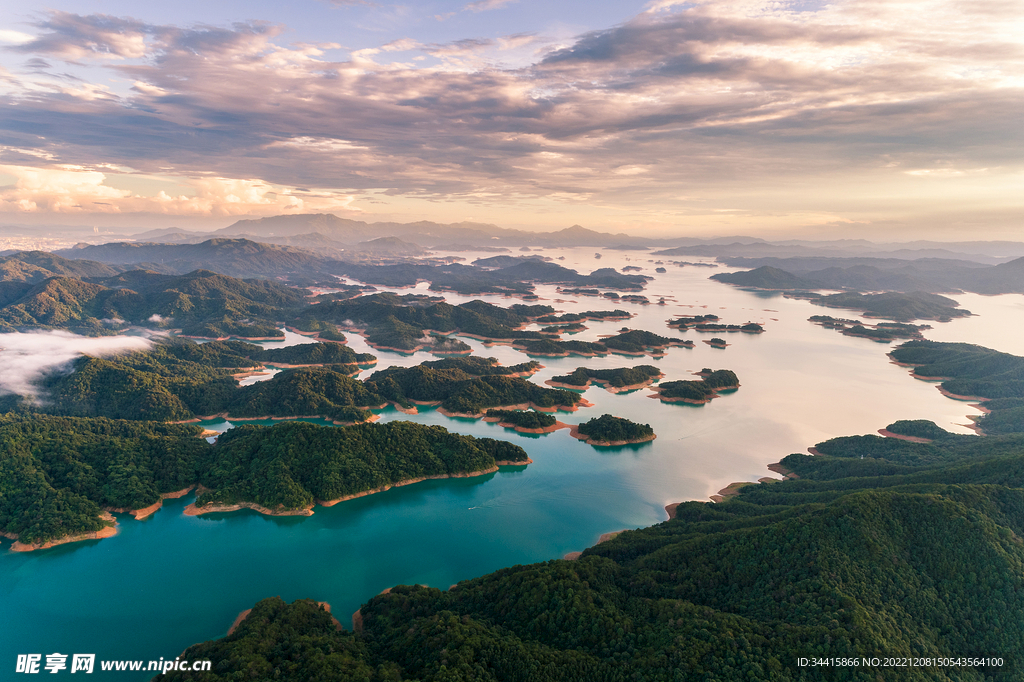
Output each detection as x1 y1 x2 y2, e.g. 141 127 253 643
0 164 359 216
0 30 35 45
0 331 152 400
464 0 518 12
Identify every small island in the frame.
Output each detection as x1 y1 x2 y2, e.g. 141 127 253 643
546 365 663 392
364 359 581 416
704 337 729 348
650 369 739 403
482 409 563 433
792 291 971 322
599 329 693 354
670 315 764 334
809 315 927 342
513 338 610 357
534 310 633 324
571 414 656 446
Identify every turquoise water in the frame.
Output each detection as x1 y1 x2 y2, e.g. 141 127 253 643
2 248 1015 679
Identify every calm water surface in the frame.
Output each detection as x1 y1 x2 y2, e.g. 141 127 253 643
1 248 1013 679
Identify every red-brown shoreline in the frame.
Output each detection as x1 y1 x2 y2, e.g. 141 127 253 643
6 512 118 552
567 424 656 446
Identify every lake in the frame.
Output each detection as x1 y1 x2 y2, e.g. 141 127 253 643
2 247 1017 679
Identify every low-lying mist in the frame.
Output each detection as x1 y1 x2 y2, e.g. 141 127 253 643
0 331 153 400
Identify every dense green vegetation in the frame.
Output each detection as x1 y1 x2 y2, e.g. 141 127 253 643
884 419 963 441
431 337 473 354
0 268 308 335
534 310 632 323
415 356 540 376
225 368 385 422
37 340 379 422
550 365 662 388
0 414 209 544
513 338 610 356
810 316 926 342
259 342 375 366
42 345 242 421
23 340 569 424
669 315 763 333
0 415 527 544
0 250 121 283
710 265 811 289
154 420 1024 681
485 409 557 429
890 340 1024 435
601 330 688 353
577 414 655 443
800 291 971 322
656 369 739 403
297 293 554 349
195 421 529 511
364 363 580 415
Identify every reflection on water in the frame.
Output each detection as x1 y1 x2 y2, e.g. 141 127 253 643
1 247 1015 679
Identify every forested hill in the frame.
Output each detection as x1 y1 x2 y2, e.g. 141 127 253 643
154 420 1024 681
0 268 308 335
890 340 1024 435
0 416 526 546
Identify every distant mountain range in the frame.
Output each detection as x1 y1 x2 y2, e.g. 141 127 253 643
713 257 1024 295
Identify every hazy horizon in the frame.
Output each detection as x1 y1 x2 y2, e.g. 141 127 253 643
2 1 1022 240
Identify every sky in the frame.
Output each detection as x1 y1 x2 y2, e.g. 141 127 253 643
0 0 1022 239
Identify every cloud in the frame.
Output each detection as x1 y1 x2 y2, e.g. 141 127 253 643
0 164 358 215
0 3 1021 232
0 330 152 400
464 0 518 12
0 30 35 45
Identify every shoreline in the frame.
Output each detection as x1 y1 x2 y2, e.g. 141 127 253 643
104 486 197 521
544 373 663 394
567 424 656 447
481 416 570 435
435 398 594 420
184 463 528 518
7 512 118 553
563 528 630 560
647 383 739 405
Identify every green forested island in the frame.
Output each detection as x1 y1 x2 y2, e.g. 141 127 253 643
890 340 1024 435
10 341 571 425
483 409 558 430
575 414 655 444
33 340 379 423
797 291 972 322
364 361 581 415
534 310 633 324
654 369 739 403
548 365 662 390
601 329 690 353
809 315 927 342
512 338 611 356
0 415 528 545
669 314 764 333
193 421 530 513
155 419 1024 681
294 293 555 350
